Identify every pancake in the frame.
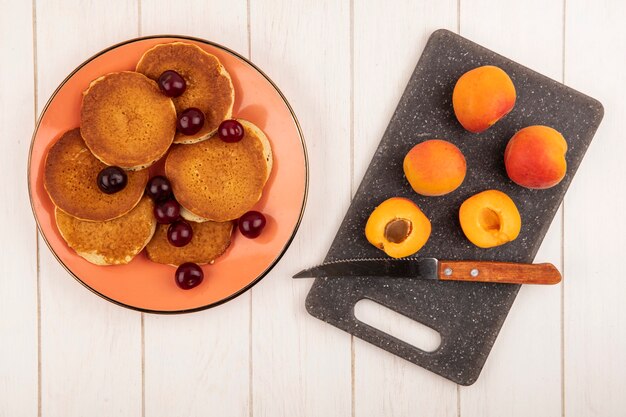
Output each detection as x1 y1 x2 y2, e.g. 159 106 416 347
55 196 156 266
136 42 235 144
80 71 176 170
146 220 233 266
166 119 272 222
44 128 149 222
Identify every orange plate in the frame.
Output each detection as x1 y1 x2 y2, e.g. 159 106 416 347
28 36 308 314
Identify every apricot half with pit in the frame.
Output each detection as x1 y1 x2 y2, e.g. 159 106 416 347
403 139 467 196
504 125 567 189
365 197 431 258
459 190 521 248
452 65 516 133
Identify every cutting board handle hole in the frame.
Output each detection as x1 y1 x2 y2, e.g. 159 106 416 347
354 299 441 353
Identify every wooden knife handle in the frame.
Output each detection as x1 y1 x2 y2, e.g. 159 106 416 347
438 260 562 285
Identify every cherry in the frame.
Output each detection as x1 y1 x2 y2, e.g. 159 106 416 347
177 108 205 135
175 262 204 290
97 166 127 194
238 211 266 238
154 199 180 224
218 119 244 143
168 220 193 247
145 175 173 201
158 70 186 97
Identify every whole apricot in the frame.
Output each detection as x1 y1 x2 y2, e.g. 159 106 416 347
504 125 567 189
459 190 521 248
452 65 516 133
365 197 431 258
403 139 466 197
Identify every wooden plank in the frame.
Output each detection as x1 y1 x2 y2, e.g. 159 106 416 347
35 1 142 416
143 299 250 417
459 1 563 415
140 0 248 55
564 1 626 415
352 2 459 416
0 1 38 416
140 2 251 416
249 1 352 416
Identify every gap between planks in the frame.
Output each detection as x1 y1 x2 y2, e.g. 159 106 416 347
32 0 41 415
247 2 254 416
137 2 145 416
456 2 462 414
349 0 356 416
560 1 567 416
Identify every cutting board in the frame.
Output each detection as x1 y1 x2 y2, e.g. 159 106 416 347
305 29 603 385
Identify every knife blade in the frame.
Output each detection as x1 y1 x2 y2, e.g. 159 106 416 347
293 258 561 285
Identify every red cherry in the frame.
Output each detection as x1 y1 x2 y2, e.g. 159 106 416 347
177 108 205 135
218 119 244 143
154 199 180 224
158 70 186 97
97 166 127 194
238 211 266 238
175 263 204 290
146 176 173 201
168 220 193 247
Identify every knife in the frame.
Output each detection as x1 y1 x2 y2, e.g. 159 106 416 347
293 258 561 285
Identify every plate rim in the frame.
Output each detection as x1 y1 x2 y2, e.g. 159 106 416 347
27 34 309 315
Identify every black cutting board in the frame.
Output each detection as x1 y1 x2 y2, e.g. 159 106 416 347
304 29 603 385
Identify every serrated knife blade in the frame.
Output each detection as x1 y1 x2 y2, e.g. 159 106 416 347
293 258 439 280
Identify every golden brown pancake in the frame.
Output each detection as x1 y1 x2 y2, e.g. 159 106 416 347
165 119 272 222
146 220 233 266
136 42 235 144
80 71 176 170
55 196 156 266
44 128 149 222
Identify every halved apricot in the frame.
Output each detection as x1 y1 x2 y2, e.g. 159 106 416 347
459 190 521 248
365 197 431 258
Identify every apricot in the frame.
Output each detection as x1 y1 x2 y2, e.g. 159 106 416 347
403 139 466 196
459 190 521 248
365 197 431 258
452 65 516 133
504 125 567 189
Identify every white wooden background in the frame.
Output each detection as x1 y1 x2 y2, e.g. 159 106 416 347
1 0 624 415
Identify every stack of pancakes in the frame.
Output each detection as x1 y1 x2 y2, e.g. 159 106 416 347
44 42 273 267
